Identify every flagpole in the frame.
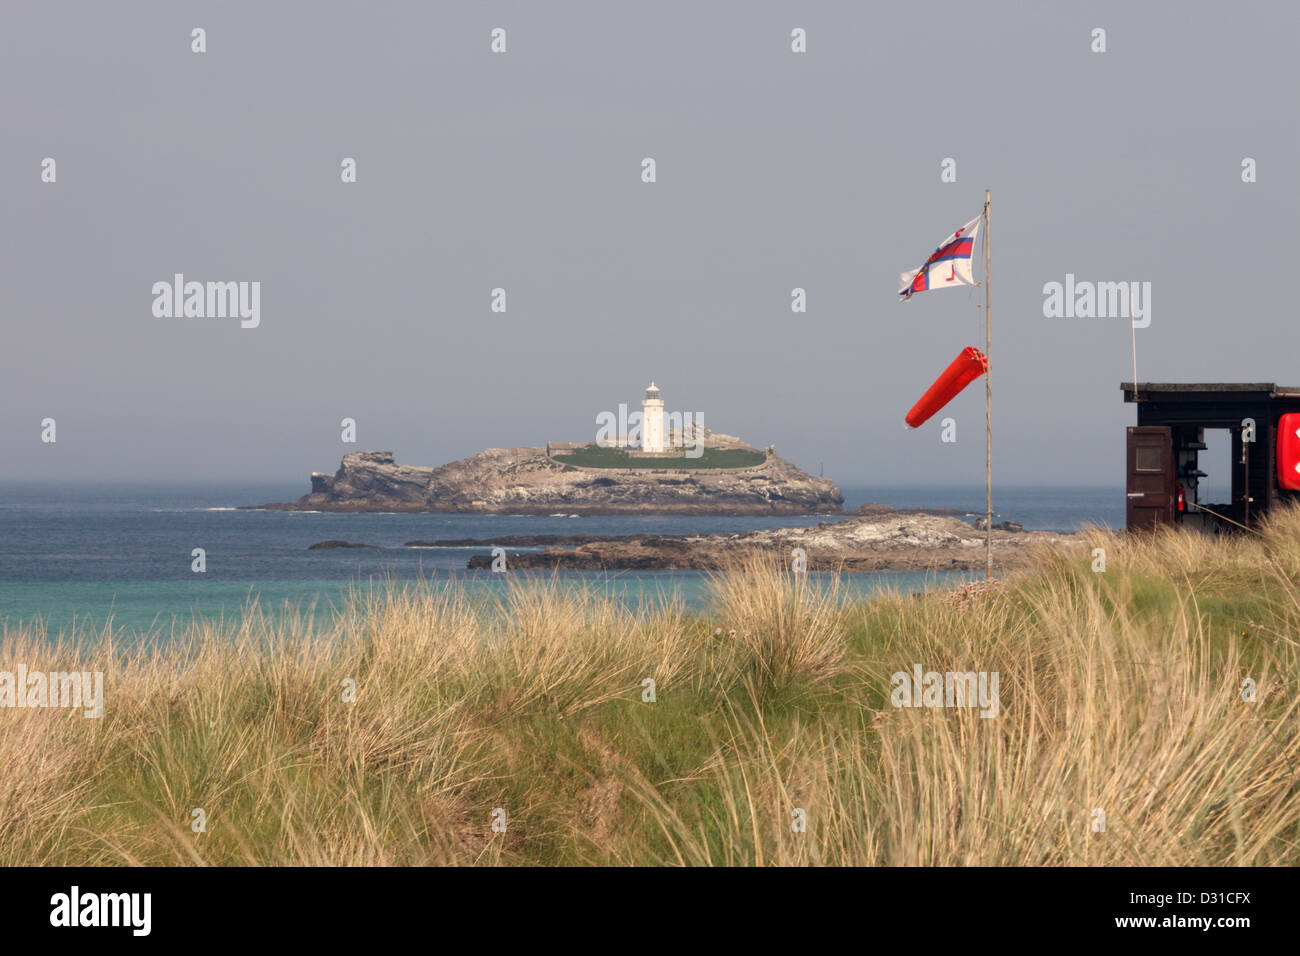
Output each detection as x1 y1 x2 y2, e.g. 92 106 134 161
984 189 992 580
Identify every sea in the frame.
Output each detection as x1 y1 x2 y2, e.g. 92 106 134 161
0 482 1181 639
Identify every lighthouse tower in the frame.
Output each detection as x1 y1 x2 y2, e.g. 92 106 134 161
641 381 665 452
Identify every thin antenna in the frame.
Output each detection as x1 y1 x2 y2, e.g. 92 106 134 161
1130 317 1139 402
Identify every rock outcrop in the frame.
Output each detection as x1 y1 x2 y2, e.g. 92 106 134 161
260 448 844 515
461 513 1079 572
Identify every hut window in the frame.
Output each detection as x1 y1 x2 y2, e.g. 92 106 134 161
1135 446 1163 472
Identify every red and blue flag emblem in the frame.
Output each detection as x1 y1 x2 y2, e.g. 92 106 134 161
899 214 982 300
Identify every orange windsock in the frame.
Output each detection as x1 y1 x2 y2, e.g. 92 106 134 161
905 347 989 429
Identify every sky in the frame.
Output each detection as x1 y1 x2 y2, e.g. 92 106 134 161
2 1 1296 488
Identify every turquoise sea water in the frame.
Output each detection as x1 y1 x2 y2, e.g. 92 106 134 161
0 572 979 640
0 482 1142 639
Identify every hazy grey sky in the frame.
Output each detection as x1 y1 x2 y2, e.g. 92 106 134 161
3 1 1296 487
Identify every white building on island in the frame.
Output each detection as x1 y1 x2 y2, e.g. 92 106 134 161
641 381 665 452
579 381 755 456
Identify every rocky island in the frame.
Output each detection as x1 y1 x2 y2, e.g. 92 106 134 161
259 383 847 514
258 446 844 515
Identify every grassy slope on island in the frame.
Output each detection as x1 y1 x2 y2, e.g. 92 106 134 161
3 509 1299 865
552 444 767 469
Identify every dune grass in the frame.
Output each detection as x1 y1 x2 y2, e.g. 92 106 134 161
2 508 1299 866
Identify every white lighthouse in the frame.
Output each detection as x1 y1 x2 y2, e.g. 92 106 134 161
641 381 665 452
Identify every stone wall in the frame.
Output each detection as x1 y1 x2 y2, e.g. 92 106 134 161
545 442 584 457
